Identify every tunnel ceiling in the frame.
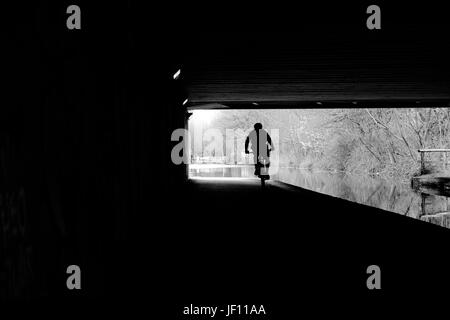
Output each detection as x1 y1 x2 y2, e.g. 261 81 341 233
179 27 450 109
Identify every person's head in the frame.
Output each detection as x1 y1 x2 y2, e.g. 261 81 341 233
254 123 263 130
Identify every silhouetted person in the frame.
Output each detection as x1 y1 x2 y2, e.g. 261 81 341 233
245 123 274 177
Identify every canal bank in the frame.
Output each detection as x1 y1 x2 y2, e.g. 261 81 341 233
190 164 450 228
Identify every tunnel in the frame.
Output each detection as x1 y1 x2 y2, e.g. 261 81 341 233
3 1 450 311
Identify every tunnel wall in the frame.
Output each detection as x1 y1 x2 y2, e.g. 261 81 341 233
3 3 186 297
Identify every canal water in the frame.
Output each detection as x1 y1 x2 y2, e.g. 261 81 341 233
189 164 450 228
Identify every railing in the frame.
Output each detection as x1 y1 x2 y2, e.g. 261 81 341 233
418 149 450 175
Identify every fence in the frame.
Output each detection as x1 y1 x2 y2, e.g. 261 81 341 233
418 149 450 175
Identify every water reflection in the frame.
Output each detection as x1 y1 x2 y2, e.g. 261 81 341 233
189 165 450 228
